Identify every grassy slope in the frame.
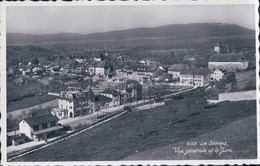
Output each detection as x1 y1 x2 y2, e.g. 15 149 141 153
125 115 257 160
7 95 58 112
236 69 256 90
12 100 256 161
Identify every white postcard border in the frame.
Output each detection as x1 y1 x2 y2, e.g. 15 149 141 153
0 0 259 165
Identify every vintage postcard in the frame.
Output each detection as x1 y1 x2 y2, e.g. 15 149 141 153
0 0 259 165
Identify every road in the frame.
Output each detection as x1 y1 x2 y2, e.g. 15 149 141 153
59 99 150 128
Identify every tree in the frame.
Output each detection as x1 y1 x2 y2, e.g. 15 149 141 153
31 58 39 65
47 56 52 61
136 110 146 137
209 81 214 88
100 53 105 61
231 79 238 91
184 97 191 117
194 87 206 104
167 105 178 126
11 58 19 66
226 72 237 91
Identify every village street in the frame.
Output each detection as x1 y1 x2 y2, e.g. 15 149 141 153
59 99 150 128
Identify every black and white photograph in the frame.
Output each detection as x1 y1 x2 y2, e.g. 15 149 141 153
2 1 258 164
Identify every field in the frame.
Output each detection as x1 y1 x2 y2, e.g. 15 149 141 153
125 115 256 160
7 94 58 112
236 69 256 90
11 99 256 161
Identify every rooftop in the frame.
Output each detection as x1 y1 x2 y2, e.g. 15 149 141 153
100 89 120 96
22 114 59 127
209 54 247 62
94 95 113 103
181 68 210 78
168 64 190 72
32 125 63 135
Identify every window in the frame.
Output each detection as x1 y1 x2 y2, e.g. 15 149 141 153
58 112 62 117
42 123 48 129
51 121 56 127
33 125 39 131
69 106 72 109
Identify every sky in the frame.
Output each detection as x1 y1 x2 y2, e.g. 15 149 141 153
7 5 255 35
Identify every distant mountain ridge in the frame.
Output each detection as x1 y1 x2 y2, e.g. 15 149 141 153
7 23 254 45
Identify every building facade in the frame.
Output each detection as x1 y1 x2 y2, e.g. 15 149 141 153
210 42 249 72
168 64 190 80
100 89 121 106
51 87 96 119
210 69 225 81
180 68 210 87
19 114 62 141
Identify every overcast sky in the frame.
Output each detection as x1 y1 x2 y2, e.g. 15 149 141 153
7 5 255 35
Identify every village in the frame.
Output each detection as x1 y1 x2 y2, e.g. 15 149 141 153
6 41 256 158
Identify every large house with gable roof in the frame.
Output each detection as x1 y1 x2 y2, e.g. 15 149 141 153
209 42 249 72
180 68 210 87
19 114 62 141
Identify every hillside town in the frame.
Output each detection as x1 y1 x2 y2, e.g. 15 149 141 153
7 41 256 158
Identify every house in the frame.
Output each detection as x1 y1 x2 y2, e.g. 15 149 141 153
22 68 31 76
94 94 113 110
76 58 86 63
159 73 172 82
116 80 142 104
168 64 190 80
88 61 113 77
19 114 62 141
180 68 210 87
122 63 153 84
210 69 225 81
149 65 164 81
100 89 121 106
52 87 96 119
210 42 249 72
32 67 41 73
146 65 158 76
139 60 146 64
8 68 14 75
208 54 249 72
7 133 26 146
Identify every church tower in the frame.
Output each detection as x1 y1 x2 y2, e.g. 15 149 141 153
214 41 222 54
